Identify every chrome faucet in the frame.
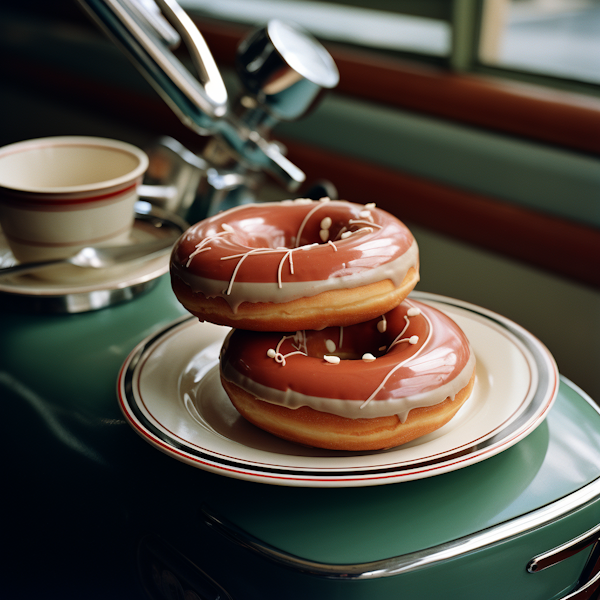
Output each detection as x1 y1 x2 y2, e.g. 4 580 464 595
77 0 339 221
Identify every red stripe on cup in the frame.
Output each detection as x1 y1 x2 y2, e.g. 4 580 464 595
0 181 138 207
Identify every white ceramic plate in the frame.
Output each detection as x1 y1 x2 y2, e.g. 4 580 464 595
118 292 559 487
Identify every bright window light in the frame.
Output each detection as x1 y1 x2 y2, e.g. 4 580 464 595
180 0 451 56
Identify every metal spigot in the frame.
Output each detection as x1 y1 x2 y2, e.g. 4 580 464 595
76 0 339 220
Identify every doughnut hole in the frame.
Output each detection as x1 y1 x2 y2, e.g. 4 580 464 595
300 319 405 361
296 219 360 247
236 216 367 250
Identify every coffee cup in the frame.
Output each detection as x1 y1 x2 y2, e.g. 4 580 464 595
0 136 149 273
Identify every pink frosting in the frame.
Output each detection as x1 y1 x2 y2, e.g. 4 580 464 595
220 299 475 420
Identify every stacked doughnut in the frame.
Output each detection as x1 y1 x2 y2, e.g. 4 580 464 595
170 198 475 450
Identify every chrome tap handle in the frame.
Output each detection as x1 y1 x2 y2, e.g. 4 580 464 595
78 0 340 210
127 0 180 48
77 0 228 134
152 0 227 104
236 19 339 123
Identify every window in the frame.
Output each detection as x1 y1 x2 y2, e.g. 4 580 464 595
180 0 452 57
480 0 600 86
181 0 600 91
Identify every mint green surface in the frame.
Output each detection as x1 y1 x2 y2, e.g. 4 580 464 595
0 276 187 412
1 279 598 568
196 385 600 564
2 278 599 599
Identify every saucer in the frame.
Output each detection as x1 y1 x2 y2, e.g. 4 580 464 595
0 204 186 313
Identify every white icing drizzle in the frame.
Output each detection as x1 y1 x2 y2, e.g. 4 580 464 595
220 243 319 292
335 226 348 240
267 334 307 366
294 200 327 248
272 304 427 410
388 315 411 350
196 198 392 294
186 226 233 267
360 307 432 410
178 232 419 312
222 248 276 294
338 225 374 241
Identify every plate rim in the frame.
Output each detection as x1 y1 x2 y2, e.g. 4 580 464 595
117 292 559 487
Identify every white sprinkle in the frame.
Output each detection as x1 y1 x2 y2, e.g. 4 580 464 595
319 196 331 202
324 355 340 364
409 335 419 345
294 198 313 204
362 353 376 362
325 339 336 353
407 307 421 317
377 317 387 333
365 203 376 209
328 240 338 251
341 231 353 239
359 210 371 219
267 349 276 358
221 223 234 233
320 217 332 230
319 229 329 242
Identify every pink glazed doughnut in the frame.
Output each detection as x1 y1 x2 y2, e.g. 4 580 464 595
220 299 476 450
171 198 419 331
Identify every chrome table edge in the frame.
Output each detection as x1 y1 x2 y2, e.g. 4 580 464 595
201 377 600 581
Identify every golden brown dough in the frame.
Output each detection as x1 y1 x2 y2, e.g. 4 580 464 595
172 267 419 331
221 373 475 451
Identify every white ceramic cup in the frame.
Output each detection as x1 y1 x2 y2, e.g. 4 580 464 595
0 136 149 267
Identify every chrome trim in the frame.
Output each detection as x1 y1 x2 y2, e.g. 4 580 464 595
202 378 600 580
528 522 600 573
